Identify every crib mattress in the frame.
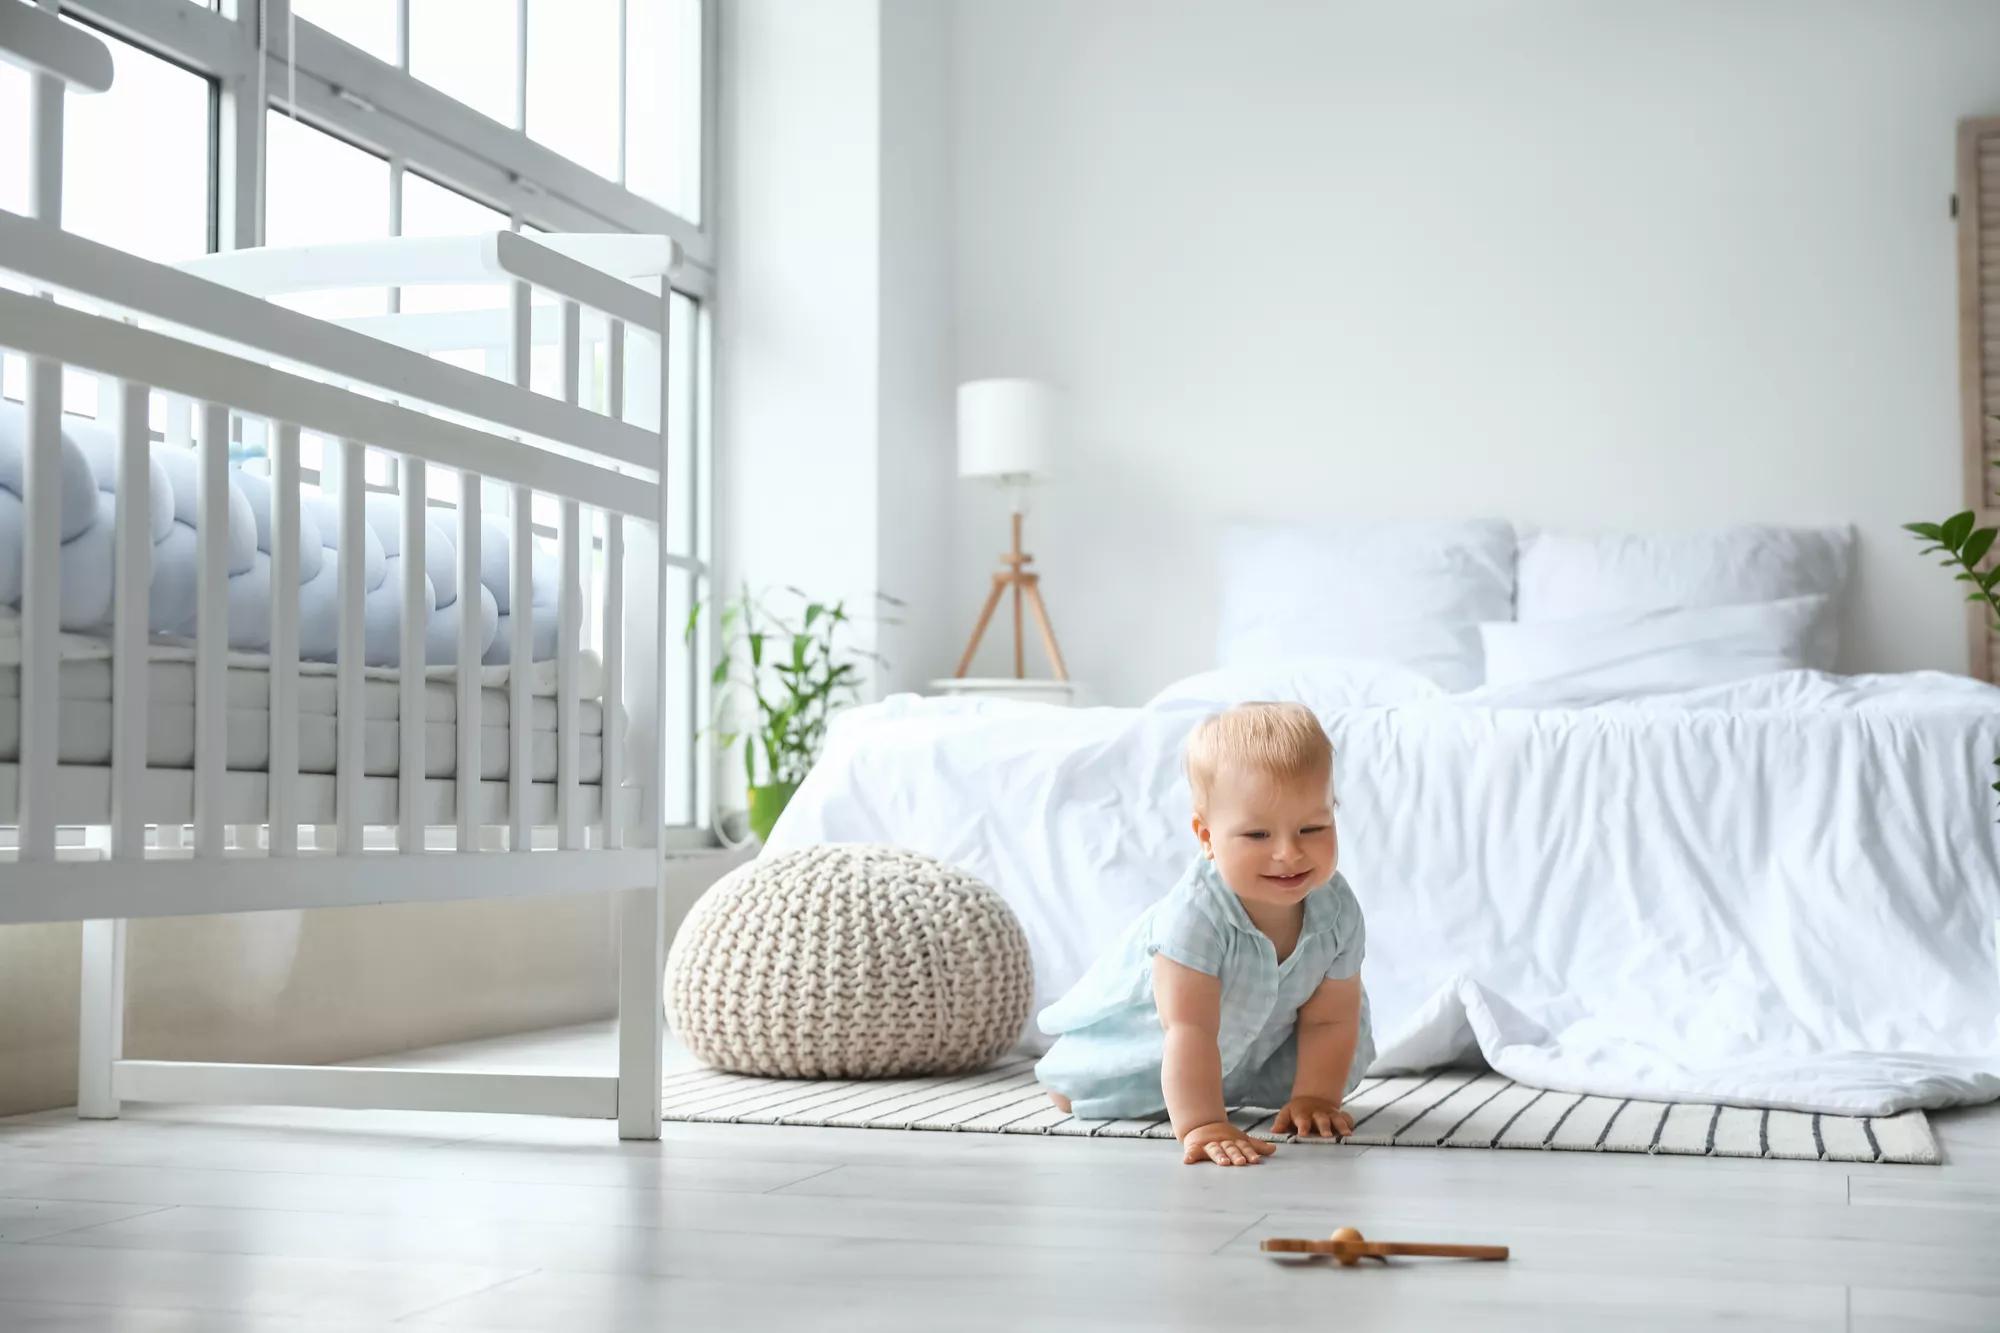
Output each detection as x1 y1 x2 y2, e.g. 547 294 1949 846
0 657 604 783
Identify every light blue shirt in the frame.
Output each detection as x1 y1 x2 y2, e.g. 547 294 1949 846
1035 856 1375 1120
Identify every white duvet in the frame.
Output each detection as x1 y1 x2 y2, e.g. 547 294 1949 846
767 669 2000 1115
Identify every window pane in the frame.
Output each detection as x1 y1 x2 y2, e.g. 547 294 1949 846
626 0 700 219
60 21 211 263
411 0 519 128
527 0 617 181
0 60 25 218
295 0 398 64
265 114 391 319
399 172 508 316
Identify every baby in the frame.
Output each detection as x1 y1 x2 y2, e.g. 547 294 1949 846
1035 701 1374 1166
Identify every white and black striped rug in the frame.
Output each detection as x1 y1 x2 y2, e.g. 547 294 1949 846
661 1058 1939 1165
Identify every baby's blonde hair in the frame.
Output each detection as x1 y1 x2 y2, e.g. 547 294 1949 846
1184 702 1333 814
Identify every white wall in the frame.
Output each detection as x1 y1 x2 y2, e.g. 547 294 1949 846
950 0 2000 705
877 0 958 696
716 0 883 665
717 0 956 705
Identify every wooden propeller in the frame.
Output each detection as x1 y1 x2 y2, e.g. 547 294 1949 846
1260 1226 1508 1265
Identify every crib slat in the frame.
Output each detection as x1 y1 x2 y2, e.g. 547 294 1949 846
17 355 62 861
608 320 626 426
110 381 152 859
268 423 301 856
399 457 427 851
336 438 366 854
456 471 483 851
603 318 626 850
651 290 673 848
601 513 624 849
17 55 62 860
509 484 533 849
194 402 230 855
561 300 581 407
557 497 581 849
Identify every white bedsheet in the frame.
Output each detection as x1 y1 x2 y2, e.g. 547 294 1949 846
767 670 2000 1114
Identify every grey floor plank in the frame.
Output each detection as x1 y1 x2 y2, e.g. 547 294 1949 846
0 1154 832 1228
0 1243 533 1323
398 1257 1847 1332
1849 1285 2000 1331
0 1196 170 1242
28 1190 1262 1259
0 1300 469 1333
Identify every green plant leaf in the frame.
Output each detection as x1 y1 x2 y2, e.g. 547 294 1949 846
804 602 824 629
1904 522 1946 539
748 632 764 667
1963 528 1997 569
711 658 730 685
1942 511 1977 549
683 600 703 645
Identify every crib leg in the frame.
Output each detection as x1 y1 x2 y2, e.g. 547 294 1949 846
77 917 127 1120
615 882 666 1140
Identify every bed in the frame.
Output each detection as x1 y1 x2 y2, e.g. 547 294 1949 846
769 521 2000 1117
0 12 737 1140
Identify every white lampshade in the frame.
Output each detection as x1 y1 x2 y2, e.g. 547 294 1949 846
957 379 1058 481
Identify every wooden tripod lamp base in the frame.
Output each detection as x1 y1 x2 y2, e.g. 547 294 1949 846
954 510 1068 681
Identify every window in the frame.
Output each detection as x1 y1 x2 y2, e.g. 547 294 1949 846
398 171 508 317
0 61 26 218
627 0 702 218
292 0 398 64
264 113 391 318
61 19 212 262
526 0 617 181
410 0 519 128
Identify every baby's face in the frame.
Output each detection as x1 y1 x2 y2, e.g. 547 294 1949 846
1193 766 1338 909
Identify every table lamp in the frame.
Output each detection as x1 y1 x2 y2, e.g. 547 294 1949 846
953 378 1068 680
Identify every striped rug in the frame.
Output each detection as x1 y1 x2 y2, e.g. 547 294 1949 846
661 1058 1939 1165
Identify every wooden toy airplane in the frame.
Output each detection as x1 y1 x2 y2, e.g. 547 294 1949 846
1260 1226 1509 1265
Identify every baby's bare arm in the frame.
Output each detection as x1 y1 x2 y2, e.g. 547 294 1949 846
1154 955 1274 1165
1277 974 1362 1138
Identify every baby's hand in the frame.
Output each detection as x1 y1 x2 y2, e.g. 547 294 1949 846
1273 1096 1354 1140
1181 1120 1277 1166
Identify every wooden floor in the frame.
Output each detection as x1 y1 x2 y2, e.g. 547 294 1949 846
1 1024 1997 1331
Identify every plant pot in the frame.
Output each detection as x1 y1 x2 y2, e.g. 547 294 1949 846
747 781 799 843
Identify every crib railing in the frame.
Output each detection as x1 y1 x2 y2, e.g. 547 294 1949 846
0 210 686 911
0 204 700 1135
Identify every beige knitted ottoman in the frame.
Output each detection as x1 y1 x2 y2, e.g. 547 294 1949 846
664 844 1034 1079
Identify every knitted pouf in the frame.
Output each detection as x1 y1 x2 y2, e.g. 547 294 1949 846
664 844 1034 1079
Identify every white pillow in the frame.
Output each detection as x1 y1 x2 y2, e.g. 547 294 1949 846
1147 657 1446 713
1516 524 1852 669
1477 596 1828 704
1217 520 1515 692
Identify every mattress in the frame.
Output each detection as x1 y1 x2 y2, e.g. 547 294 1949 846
0 657 604 783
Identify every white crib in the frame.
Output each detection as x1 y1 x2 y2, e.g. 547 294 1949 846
0 7 737 1139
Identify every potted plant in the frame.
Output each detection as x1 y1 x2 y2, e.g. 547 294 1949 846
1906 436 2000 814
699 586 894 842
